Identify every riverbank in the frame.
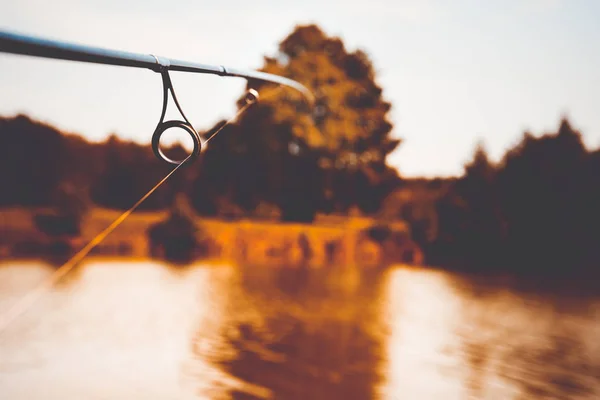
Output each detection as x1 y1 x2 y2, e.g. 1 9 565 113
0 207 423 268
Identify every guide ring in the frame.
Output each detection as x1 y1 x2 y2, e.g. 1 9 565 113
151 71 202 165
152 120 202 165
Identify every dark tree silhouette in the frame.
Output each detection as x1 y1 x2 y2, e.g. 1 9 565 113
194 24 402 221
0 115 68 206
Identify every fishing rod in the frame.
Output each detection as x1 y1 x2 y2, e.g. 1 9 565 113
0 29 314 165
0 29 315 334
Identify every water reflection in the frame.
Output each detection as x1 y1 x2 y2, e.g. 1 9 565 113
0 260 599 399
446 273 600 400
188 266 388 399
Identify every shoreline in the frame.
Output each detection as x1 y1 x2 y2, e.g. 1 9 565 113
0 207 424 268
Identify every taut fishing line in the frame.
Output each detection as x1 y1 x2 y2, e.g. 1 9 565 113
0 29 312 335
0 84 278 335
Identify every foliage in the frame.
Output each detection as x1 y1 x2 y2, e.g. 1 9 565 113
0 24 401 223
402 118 596 273
90 135 175 210
0 115 68 206
170 192 197 221
376 117 600 275
52 181 91 220
148 192 203 263
253 201 282 221
4 24 600 276
194 24 402 221
378 179 447 247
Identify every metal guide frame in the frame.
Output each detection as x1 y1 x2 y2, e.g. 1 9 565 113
0 29 313 165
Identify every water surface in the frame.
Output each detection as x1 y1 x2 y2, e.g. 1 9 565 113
0 259 598 399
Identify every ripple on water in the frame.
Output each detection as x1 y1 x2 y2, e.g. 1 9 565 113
0 259 599 399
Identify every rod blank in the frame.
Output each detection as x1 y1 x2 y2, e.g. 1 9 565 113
0 29 313 102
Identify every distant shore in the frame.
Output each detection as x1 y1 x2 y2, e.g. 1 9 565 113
0 207 423 268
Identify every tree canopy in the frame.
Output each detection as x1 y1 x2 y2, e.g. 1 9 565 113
4 24 600 276
195 24 402 221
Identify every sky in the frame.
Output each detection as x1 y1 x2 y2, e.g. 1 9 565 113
0 0 599 177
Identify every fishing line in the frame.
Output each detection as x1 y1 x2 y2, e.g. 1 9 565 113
205 93 256 144
0 155 189 335
204 85 284 144
0 30 312 336
0 85 271 336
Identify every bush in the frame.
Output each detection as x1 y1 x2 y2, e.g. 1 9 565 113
253 201 282 221
148 193 205 263
33 181 91 237
53 181 91 220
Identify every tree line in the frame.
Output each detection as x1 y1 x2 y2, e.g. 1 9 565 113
1 24 598 274
0 25 400 223
383 118 600 275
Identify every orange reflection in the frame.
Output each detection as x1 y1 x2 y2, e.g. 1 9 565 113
1 261 599 399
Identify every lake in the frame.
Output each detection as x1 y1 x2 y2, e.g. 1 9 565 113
0 259 599 399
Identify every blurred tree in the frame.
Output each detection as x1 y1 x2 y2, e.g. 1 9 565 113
195 24 402 221
447 142 506 267
253 200 282 221
148 192 203 262
495 118 588 269
430 118 597 274
0 115 68 206
90 135 175 210
33 180 92 238
52 180 91 221
91 135 138 209
379 179 443 249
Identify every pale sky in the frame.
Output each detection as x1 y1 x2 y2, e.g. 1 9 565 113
1 0 598 177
